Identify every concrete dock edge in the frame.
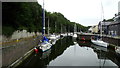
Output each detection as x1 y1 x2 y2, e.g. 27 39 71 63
8 48 34 68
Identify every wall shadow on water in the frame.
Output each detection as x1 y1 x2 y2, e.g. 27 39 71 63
16 36 120 68
77 39 120 67
90 44 120 68
16 36 74 68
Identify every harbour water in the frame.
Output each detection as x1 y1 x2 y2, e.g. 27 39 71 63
16 36 120 68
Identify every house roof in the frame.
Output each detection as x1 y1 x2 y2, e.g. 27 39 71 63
108 22 120 26
98 21 114 26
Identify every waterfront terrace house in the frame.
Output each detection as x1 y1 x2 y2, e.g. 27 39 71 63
88 25 98 34
98 21 113 35
107 13 120 36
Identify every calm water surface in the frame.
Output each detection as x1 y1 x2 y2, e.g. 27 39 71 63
16 36 120 68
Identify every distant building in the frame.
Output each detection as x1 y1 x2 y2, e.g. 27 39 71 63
88 25 98 34
98 2 120 36
98 21 113 35
108 13 120 36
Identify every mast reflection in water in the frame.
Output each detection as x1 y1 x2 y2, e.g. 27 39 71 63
16 36 120 68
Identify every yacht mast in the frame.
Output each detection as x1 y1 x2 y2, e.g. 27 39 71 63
74 23 77 33
61 24 62 34
43 0 45 35
48 18 50 36
100 0 104 39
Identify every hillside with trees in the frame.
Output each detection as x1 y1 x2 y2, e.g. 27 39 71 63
3 2 88 37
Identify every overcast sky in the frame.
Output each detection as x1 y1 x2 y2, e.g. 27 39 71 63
37 0 119 26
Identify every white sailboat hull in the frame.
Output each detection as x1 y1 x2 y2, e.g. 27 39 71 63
48 35 57 40
56 35 60 39
49 36 56 40
48 34 60 40
91 39 108 48
61 33 67 37
115 46 120 54
39 42 52 52
73 34 77 38
51 39 57 45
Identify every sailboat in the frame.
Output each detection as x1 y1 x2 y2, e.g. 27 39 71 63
47 20 56 40
38 0 52 52
91 1 108 48
60 24 66 37
91 22 108 48
48 21 57 40
73 23 77 38
115 46 120 54
91 36 108 48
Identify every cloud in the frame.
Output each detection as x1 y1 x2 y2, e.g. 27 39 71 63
37 0 119 26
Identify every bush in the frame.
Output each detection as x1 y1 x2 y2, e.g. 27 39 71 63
2 26 15 37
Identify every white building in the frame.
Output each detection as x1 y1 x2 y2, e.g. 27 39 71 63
88 25 98 34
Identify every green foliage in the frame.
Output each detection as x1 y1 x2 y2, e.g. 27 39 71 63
3 2 43 36
2 2 88 37
2 26 15 37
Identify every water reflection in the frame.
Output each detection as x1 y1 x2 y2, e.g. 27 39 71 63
16 36 120 68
